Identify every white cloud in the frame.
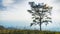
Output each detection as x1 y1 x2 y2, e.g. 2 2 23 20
1 0 60 21
0 0 32 22
0 0 60 23
3 0 14 6
0 0 60 30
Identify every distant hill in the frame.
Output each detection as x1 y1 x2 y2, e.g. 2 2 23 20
0 25 5 30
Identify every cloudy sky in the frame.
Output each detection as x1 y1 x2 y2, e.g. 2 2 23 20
0 0 60 31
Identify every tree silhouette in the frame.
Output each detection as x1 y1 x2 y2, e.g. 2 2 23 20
27 2 52 31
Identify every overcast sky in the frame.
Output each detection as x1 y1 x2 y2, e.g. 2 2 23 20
0 0 60 31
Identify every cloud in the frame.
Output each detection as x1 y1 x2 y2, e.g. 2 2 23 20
54 0 60 3
0 0 60 31
52 0 60 5
13 0 25 4
0 0 25 11
0 0 31 21
0 0 7 11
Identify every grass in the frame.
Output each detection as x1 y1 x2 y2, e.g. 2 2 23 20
0 29 60 34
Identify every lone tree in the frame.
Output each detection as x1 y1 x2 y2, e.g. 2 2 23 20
27 2 52 31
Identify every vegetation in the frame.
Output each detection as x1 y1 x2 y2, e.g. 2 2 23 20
0 25 60 34
0 29 60 34
27 2 52 31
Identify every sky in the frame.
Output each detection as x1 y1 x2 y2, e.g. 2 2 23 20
0 0 60 31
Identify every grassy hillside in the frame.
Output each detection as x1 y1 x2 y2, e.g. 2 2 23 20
0 29 60 34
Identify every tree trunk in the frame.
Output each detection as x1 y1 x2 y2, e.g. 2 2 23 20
40 23 41 31
40 15 42 31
